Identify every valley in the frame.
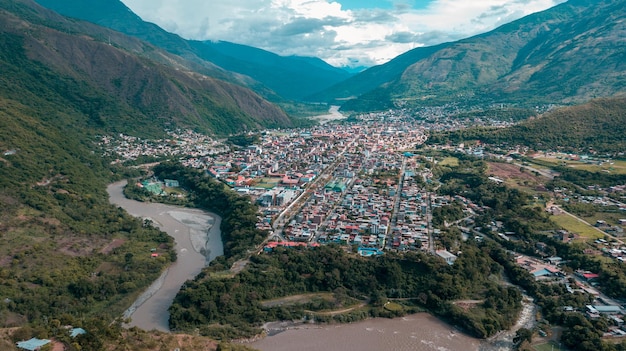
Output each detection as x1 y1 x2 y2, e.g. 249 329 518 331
2 0 626 351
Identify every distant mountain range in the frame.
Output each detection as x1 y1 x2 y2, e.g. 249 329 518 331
34 0 626 112
34 0 353 101
2 0 293 136
313 0 626 111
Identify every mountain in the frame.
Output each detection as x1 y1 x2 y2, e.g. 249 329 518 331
0 0 172 333
34 0 353 101
314 0 626 110
192 40 353 100
0 0 296 337
2 0 292 136
307 42 452 104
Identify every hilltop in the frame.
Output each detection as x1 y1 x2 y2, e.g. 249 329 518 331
428 97 626 154
312 0 626 110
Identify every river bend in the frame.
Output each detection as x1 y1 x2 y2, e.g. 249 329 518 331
107 180 223 331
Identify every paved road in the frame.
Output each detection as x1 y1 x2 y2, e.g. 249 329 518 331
513 162 556 179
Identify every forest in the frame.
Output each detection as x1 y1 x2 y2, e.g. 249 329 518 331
169 244 522 340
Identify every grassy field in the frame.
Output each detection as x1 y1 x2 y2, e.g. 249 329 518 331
533 157 626 174
572 162 626 174
254 177 282 189
260 292 335 308
384 302 404 312
550 214 605 240
524 160 553 170
439 157 460 167
581 212 626 227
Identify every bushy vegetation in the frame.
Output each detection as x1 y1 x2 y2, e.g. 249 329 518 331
169 244 522 340
428 97 626 153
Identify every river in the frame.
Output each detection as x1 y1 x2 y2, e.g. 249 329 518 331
107 181 223 332
250 295 537 351
310 105 347 124
251 313 480 351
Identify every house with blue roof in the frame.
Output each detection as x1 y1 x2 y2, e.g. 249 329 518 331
70 327 87 338
16 337 50 351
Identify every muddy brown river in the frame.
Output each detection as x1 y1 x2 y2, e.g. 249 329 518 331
251 313 481 351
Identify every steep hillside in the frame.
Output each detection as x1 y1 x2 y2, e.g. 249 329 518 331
306 42 451 103
190 40 352 100
0 26 176 344
1 0 292 136
428 97 626 153
34 0 352 100
324 0 626 110
0 0 290 334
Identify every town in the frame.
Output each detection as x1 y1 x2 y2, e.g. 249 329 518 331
99 107 626 341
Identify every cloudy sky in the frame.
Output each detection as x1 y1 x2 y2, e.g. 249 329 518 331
120 0 566 68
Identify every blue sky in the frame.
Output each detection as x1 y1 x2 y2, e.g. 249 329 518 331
338 0 431 10
121 0 566 68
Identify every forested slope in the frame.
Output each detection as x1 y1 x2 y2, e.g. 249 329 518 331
0 0 288 342
428 97 626 153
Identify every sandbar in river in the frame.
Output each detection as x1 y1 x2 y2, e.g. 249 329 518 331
107 180 223 332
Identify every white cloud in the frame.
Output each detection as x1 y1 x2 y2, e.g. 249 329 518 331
120 0 566 68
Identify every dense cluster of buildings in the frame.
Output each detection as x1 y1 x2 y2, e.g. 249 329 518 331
99 129 227 163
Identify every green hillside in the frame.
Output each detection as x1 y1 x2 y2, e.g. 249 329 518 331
0 46 175 329
35 0 353 101
0 0 292 335
323 0 626 111
4 0 293 136
428 97 626 153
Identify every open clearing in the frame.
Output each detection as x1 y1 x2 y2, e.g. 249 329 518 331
261 293 335 308
254 177 282 189
488 162 545 190
439 157 459 166
533 341 563 351
534 157 626 175
550 213 605 240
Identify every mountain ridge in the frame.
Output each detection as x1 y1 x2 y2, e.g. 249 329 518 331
34 0 353 101
314 0 626 110
1 0 292 136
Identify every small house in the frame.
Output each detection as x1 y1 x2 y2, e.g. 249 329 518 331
436 250 458 265
16 338 50 351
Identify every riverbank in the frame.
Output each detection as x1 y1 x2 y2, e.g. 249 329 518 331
309 105 347 125
107 181 223 332
479 295 537 351
248 293 537 351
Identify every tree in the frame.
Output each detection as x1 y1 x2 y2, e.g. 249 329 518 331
513 328 533 349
